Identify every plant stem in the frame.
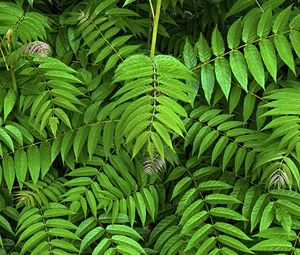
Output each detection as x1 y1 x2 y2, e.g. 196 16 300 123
10 67 17 94
150 0 162 60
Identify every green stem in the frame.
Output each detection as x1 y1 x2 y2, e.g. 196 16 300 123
10 67 17 94
150 0 162 60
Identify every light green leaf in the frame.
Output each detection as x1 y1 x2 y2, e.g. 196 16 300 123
133 192 146 226
229 50 248 90
251 239 293 252
257 9 273 38
185 224 213 252
111 235 145 254
259 39 277 81
244 44 265 88
4 89 16 121
27 145 40 185
205 194 241 204
106 225 142 240
195 237 216 255
215 57 231 99
92 238 111 255
210 207 248 221
272 5 292 33
132 131 150 158
201 64 215 103
211 27 225 56
217 235 253 254
197 33 211 62
0 129 13 152
215 222 251 240
226 0 255 18
227 18 242 49
274 34 295 74
183 38 197 69
3 155 15 193
80 227 105 252
171 177 192 200
21 231 47 255
14 150 27 188
290 30 300 59
86 190 97 218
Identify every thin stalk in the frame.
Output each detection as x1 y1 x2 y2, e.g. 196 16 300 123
150 0 162 60
10 67 17 94
0 46 9 71
148 0 155 19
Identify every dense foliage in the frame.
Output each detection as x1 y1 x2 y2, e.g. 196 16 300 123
1 0 300 254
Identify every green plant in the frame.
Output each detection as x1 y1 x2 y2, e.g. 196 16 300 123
1 0 300 254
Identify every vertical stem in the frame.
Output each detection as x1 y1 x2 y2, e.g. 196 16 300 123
10 67 17 94
150 0 162 60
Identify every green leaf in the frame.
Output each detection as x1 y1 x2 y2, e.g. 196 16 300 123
51 239 79 252
171 177 192 200
2 155 15 193
274 34 295 74
86 190 97 218
4 89 16 121
227 18 242 49
205 194 241 204
14 150 27 188
111 235 145 254
183 38 197 69
214 222 251 240
244 44 265 88
259 202 274 231
40 141 51 178
133 192 146 226
197 33 211 62
272 6 292 33
92 238 111 255
0 129 13 152
54 108 72 128
27 145 40 185
198 180 231 191
284 157 300 189
242 8 260 43
210 207 248 221
87 125 101 160
46 219 77 229
259 39 277 81
215 57 231 99
257 9 273 38
251 239 293 252
222 142 238 170
229 50 248 90
290 30 300 59
73 127 89 161
106 225 142 240
185 224 213 252
141 188 156 221
243 94 256 122
201 64 215 103
226 0 255 18
212 27 225 56
48 228 80 240
0 215 14 234
18 222 44 243
132 131 150 158
217 235 253 254
81 227 105 252
21 231 47 255
5 125 23 146
251 194 268 232
195 237 217 255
